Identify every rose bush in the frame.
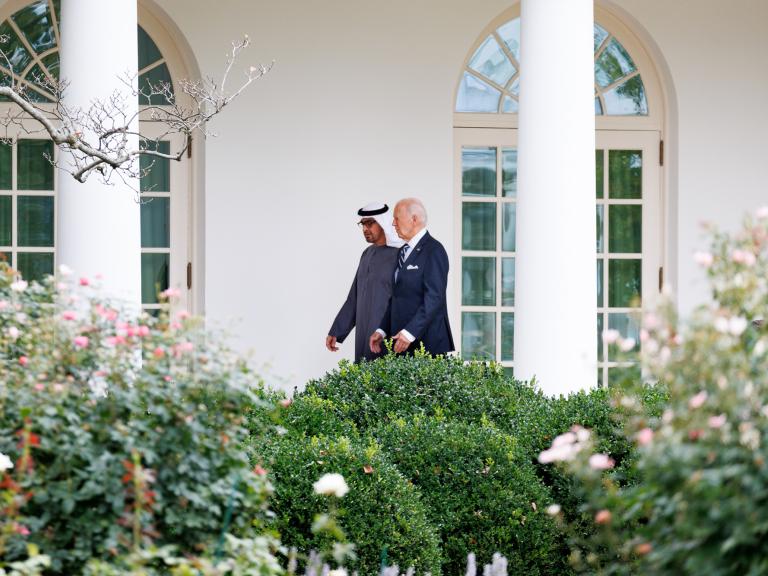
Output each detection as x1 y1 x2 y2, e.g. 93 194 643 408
541 208 768 575
0 265 277 574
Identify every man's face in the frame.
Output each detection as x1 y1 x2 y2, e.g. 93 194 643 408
359 218 385 244
393 204 417 241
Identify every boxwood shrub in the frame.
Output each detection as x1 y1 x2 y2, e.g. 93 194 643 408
374 415 565 575
256 433 442 575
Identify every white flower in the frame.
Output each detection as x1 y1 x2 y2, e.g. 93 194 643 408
328 570 348 576
551 431 576 448
58 264 73 276
7 326 19 340
757 206 768 220
546 504 561 516
313 473 349 497
693 251 714 267
574 426 591 443
538 444 578 464
728 316 748 336
602 329 620 344
714 317 730 333
10 280 28 292
619 337 636 352
0 452 13 471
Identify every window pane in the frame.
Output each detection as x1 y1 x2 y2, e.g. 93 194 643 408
462 311 495 360
11 0 56 54
595 97 603 115
597 259 604 307
462 256 495 306
462 202 496 251
0 195 10 246
17 196 54 247
456 72 501 113
608 312 640 356
594 24 609 52
502 148 517 197
609 150 642 199
141 198 170 248
138 25 163 70
17 140 54 190
0 22 33 72
141 253 169 304
501 312 514 361
597 314 604 361
609 205 642 253
596 205 604 252
502 203 515 251
603 75 648 116
595 149 604 198
462 148 496 197
41 52 59 81
139 63 174 105
468 35 515 87
17 252 53 282
595 38 636 87
608 365 641 386
502 96 518 113
496 19 520 61
140 140 170 192
0 140 11 190
502 257 515 306
609 259 641 307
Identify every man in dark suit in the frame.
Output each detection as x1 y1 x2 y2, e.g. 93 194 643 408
369 198 454 356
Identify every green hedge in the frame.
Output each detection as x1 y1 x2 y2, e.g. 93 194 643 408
256 434 442 575
374 415 564 575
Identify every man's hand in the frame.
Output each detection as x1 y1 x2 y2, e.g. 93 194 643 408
369 331 384 354
393 331 412 354
326 335 339 352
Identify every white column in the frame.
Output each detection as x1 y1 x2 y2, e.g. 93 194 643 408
58 0 140 306
514 0 596 395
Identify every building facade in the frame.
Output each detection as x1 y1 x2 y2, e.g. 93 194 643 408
0 0 766 393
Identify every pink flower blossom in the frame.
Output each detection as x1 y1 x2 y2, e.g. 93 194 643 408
689 391 708 409
61 310 77 321
253 465 268 476
7 326 20 340
153 347 165 359
731 249 756 266
594 509 612 525
280 398 293 408
137 325 150 337
0 300 9 310
588 453 615 470
160 287 181 299
708 414 727 429
619 337 636 352
636 428 654 446
757 206 768 220
79 277 90 286
602 329 620 344
18 356 28 367
34 383 45 392
693 251 714 267
177 310 191 320
105 336 120 346
73 336 90 348
13 523 30 536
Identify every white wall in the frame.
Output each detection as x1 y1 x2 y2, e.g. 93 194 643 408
154 0 768 390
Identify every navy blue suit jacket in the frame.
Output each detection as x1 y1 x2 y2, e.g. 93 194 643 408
378 231 455 355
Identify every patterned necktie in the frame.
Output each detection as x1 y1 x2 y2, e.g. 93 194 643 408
395 243 409 281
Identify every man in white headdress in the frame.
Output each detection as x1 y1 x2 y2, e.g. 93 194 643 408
326 202 403 362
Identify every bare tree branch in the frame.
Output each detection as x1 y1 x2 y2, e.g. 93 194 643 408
0 34 272 187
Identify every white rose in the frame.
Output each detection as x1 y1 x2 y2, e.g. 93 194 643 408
0 452 13 472
313 473 349 498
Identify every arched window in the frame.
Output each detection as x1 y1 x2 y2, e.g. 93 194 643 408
0 0 189 316
454 9 663 386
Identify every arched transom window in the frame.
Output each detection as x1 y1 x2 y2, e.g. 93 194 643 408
456 18 648 116
0 0 185 316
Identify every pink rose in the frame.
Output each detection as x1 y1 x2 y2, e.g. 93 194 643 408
636 427 654 446
589 453 615 470
73 336 89 348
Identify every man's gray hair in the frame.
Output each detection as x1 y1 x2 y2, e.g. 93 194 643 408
399 197 428 225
